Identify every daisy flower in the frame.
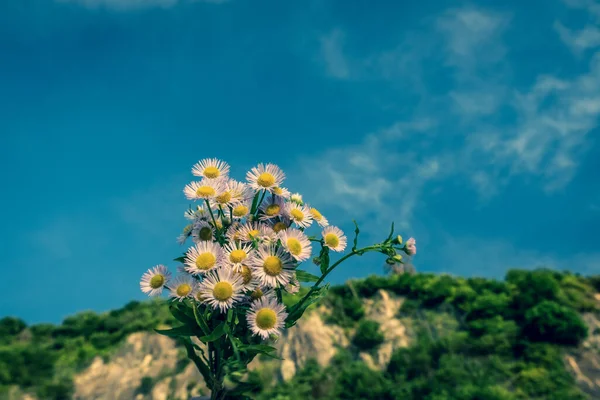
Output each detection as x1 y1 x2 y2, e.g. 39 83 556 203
191 220 215 243
227 179 253 203
197 268 244 313
308 206 329 227
183 179 226 202
140 265 171 296
258 196 285 221
177 224 193 245
230 198 252 219
236 264 258 292
184 242 224 275
270 216 291 233
249 286 277 302
271 186 291 199
322 226 347 252
247 297 288 340
237 221 276 244
184 205 209 221
223 241 254 272
250 244 296 288
191 158 230 180
278 228 312 262
246 163 285 192
168 275 196 302
289 193 303 205
284 202 313 229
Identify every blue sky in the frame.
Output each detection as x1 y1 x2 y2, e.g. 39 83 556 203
1 0 599 324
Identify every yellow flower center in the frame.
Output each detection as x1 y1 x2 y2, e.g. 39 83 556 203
176 284 192 297
240 265 252 285
263 256 283 276
216 191 232 204
290 209 304 221
248 229 260 239
195 252 216 270
149 274 165 289
324 233 339 249
195 291 205 301
229 249 247 263
255 308 277 330
233 205 249 217
257 172 276 188
203 166 220 179
272 222 287 233
196 185 215 198
309 208 322 221
286 238 302 256
198 227 213 241
265 204 281 216
250 288 263 300
212 281 233 301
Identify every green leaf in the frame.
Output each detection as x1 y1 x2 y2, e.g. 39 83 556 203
385 221 395 243
319 246 330 275
352 220 360 252
296 269 319 282
155 324 198 338
285 284 330 328
238 344 281 359
173 255 186 263
192 303 211 336
198 322 226 343
181 337 212 389
169 303 195 325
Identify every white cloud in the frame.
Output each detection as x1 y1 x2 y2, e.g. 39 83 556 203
436 8 509 67
555 22 600 53
56 0 227 11
296 120 442 230
319 29 351 79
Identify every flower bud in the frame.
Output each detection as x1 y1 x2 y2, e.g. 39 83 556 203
269 334 280 342
312 257 321 266
404 237 416 256
393 235 403 245
393 254 403 263
290 193 303 205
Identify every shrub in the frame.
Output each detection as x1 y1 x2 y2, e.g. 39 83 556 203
352 320 385 351
522 301 588 345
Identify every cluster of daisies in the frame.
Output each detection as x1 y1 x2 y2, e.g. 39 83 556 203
140 158 348 340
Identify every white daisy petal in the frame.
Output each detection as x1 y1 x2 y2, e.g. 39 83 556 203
250 244 295 288
197 268 244 313
284 202 313 229
183 179 226 202
140 265 171 296
191 158 230 180
184 242 224 275
322 226 347 252
223 241 254 272
247 297 288 340
246 163 285 192
307 205 329 227
168 275 196 302
191 220 216 243
278 228 312 262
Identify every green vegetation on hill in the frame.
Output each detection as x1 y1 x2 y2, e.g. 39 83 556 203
0 269 598 400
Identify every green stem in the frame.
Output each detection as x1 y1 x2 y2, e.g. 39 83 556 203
253 190 267 218
293 244 382 313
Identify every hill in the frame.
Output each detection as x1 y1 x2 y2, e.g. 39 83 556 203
1 268 599 400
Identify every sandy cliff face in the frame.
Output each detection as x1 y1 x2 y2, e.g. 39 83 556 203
564 296 600 399
72 332 206 400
